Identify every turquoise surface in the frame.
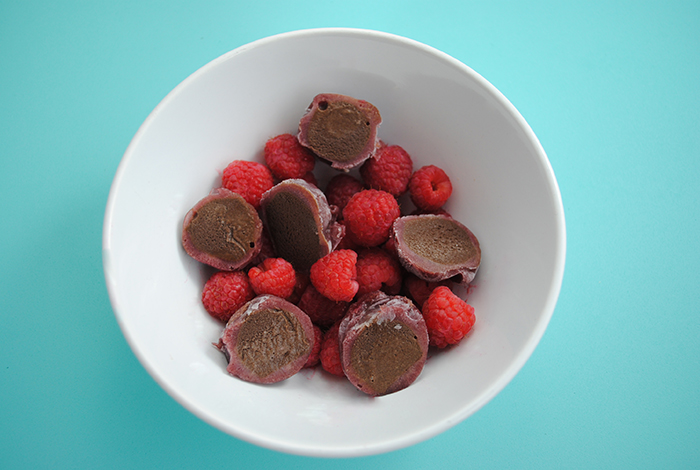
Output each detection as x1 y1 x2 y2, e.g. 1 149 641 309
1 1 698 468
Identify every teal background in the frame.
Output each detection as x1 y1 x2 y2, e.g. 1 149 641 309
1 0 698 468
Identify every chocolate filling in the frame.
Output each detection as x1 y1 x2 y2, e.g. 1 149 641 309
185 197 258 262
350 319 423 395
264 191 322 271
305 101 371 163
236 308 310 378
403 217 477 265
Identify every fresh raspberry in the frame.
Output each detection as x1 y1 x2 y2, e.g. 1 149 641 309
264 133 316 180
309 250 359 302
335 222 360 251
247 257 297 299
360 144 413 197
342 189 401 247
201 271 255 322
297 284 349 329
221 160 274 210
355 248 403 296
287 271 310 305
320 321 345 377
300 171 318 187
403 274 453 309
409 165 453 211
324 174 363 216
304 325 323 368
422 286 475 348
381 237 399 261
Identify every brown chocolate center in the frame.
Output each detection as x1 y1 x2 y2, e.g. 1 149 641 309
306 101 371 163
403 217 476 265
236 308 310 378
350 319 423 395
264 191 322 272
186 197 258 262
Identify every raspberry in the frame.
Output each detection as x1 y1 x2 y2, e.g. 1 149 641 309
304 325 323 368
264 133 316 181
201 271 255 322
409 165 453 211
247 257 297 299
300 171 318 187
335 221 360 251
246 228 276 268
403 274 453 309
320 321 345 377
422 286 475 348
360 144 413 197
309 250 359 302
287 271 310 305
325 174 363 216
297 284 349 329
355 248 403 296
221 160 274 210
342 189 401 247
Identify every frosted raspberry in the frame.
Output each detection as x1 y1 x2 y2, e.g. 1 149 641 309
403 274 453 309
247 257 297 299
304 325 323 368
409 165 453 211
320 321 345 377
297 284 349 329
264 133 316 181
342 189 401 247
201 271 255 322
355 248 403 296
221 160 274 210
324 174 363 216
309 250 359 302
360 144 413 197
422 286 475 348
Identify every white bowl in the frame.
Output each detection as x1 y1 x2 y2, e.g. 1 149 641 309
103 28 565 457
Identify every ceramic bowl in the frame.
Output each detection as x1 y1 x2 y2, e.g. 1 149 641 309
103 28 565 457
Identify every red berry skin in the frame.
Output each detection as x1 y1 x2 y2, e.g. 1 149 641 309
304 325 323 368
309 250 359 302
342 189 401 247
360 145 413 197
201 271 255 322
403 274 453 309
264 133 316 181
297 284 349 330
325 174 364 216
320 321 345 377
422 286 475 348
247 257 297 299
221 160 274 210
409 165 453 211
355 248 403 296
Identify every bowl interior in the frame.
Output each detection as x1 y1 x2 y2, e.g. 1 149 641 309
103 28 565 457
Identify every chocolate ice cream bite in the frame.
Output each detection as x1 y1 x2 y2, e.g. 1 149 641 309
297 93 382 170
339 291 429 396
182 187 263 271
391 214 481 284
216 295 314 384
260 179 344 272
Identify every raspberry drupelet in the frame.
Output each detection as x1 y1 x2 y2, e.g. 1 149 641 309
264 133 316 181
409 164 453 211
324 174 364 217
309 249 359 302
422 286 476 348
221 160 274 210
201 271 255 323
342 189 401 247
360 144 413 197
355 248 403 296
247 257 297 299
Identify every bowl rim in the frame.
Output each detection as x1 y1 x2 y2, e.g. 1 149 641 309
102 27 566 457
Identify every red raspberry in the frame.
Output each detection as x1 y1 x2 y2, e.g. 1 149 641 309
343 189 401 247
264 133 316 180
201 271 255 322
360 144 413 197
247 257 297 299
325 174 363 216
403 274 453 309
297 284 349 329
309 250 359 302
304 325 323 368
422 286 475 348
300 171 318 187
409 165 453 211
221 160 274 210
355 248 403 296
320 321 345 377
287 271 310 305
335 221 360 251
246 228 276 268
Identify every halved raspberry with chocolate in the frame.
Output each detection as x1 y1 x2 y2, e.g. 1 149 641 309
391 214 481 285
297 93 381 170
260 179 344 272
216 295 315 384
182 188 263 271
338 291 428 396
